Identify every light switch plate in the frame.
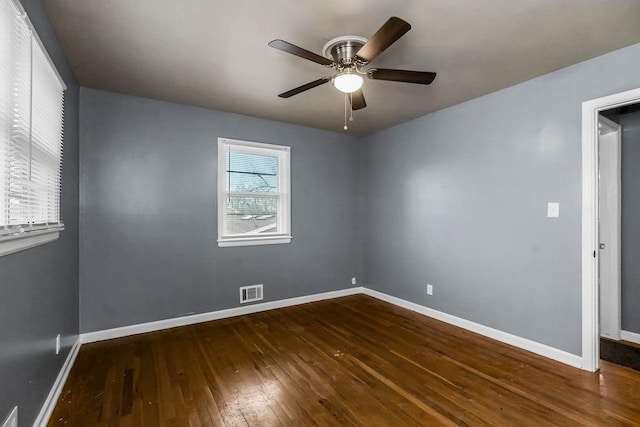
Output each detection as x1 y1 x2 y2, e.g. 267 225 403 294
547 202 560 218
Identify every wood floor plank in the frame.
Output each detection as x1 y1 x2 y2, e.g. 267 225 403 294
49 295 640 426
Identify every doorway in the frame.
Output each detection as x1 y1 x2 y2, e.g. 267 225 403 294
582 89 640 371
581 87 640 372
597 105 640 371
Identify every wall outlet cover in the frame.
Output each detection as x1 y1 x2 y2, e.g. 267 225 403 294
351 277 357 285
547 202 560 218
427 284 433 295
56 333 61 355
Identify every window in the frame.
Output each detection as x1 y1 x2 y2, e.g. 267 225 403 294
217 138 291 247
0 0 66 256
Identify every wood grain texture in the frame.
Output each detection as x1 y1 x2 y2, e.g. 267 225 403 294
49 295 640 426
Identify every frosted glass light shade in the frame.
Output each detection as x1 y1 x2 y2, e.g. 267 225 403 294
333 72 364 93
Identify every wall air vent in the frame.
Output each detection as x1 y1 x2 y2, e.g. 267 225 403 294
239 284 263 304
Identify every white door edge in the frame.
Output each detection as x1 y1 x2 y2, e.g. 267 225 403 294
597 115 621 341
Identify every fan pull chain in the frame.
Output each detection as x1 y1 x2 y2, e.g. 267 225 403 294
343 92 348 130
349 92 354 122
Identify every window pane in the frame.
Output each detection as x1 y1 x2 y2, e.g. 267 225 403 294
227 151 278 193
225 195 278 235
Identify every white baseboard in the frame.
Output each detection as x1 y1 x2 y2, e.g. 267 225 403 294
33 337 81 427
35 286 588 427
80 286 583 369
621 330 640 345
361 288 583 369
35 285 586 427
81 287 363 343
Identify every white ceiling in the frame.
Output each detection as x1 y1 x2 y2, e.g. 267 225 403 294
44 0 640 135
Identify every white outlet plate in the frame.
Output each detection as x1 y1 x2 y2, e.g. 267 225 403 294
56 334 60 355
426 284 433 295
2 406 17 427
547 202 560 218
351 277 357 285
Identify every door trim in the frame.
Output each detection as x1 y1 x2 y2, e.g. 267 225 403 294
582 87 640 372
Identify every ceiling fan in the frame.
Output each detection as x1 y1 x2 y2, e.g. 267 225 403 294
268 17 436 122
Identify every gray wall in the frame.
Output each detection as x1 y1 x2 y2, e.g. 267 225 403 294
362 42 640 356
79 88 363 333
0 0 79 425
620 111 640 334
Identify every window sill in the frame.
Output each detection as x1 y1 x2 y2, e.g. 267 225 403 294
218 235 292 248
0 229 61 257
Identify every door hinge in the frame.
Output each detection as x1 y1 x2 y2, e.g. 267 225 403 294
593 250 596 258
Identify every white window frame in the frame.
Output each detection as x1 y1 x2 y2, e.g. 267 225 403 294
217 137 291 247
0 0 65 257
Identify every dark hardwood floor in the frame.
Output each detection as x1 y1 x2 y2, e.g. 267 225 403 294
50 295 640 426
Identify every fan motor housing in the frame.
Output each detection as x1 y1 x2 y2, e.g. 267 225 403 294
322 36 368 64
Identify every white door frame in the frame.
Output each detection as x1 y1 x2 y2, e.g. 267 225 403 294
597 115 621 341
582 87 640 372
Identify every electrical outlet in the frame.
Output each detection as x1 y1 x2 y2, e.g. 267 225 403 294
2 406 17 427
56 334 60 355
426 284 433 295
351 277 357 285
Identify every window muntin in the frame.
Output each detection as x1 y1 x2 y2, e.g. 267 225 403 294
218 138 291 247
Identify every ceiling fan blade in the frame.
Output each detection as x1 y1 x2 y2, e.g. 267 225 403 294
355 17 411 63
349 90 366 110
368 68 436 85
278 77 331 98
268 39 334 66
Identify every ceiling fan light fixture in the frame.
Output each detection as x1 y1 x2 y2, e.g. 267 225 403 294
333 71 363 93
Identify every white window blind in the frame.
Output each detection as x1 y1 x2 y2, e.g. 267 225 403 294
217 138 291 247
0 0 65 244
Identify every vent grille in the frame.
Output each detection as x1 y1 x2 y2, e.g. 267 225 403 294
240 284 263 304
